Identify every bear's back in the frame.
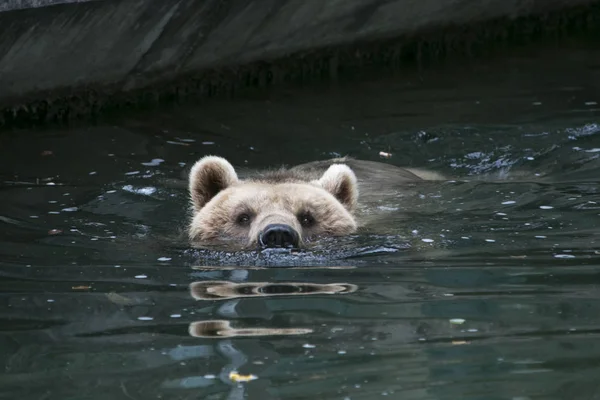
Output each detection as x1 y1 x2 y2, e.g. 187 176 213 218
291 157 445 188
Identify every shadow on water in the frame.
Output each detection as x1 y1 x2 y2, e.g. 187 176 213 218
1 42 600 399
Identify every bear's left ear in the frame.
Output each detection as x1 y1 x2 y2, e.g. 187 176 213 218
316 164 358 211
188 156 239 211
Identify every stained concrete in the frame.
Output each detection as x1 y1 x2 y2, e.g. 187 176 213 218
0 1 96 12
0 0 599 126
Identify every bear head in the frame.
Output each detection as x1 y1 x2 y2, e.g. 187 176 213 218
187 156 358 249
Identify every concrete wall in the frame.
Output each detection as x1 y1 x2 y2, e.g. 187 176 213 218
0 0 598 126
0 0 96 12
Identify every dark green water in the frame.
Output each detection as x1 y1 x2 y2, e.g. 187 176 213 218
1 42 600 400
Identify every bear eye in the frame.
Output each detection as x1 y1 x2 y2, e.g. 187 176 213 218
298 211 315 228
235 213 252 226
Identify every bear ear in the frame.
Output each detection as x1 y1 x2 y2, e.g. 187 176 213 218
316 164 358 211
188 156 239 211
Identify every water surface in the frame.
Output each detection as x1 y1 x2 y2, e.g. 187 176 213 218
1 42 600 400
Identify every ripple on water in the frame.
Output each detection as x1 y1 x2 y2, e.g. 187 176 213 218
1 46 600 400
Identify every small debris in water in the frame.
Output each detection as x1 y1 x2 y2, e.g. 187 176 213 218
532 102 542 106
485 239 496 243
535 236 547 239
379 151 392 158
125 171 140 175
203 374 216 379
452 340 470 345
229 371 258 382
122 185 156 196
48 229 62 235
502 200 516 205
62 207 78 212
47 299 55 303
135 275 147 279
539 205 553 209
461 236 470 239
421 238 434 243
338 350 347 355
157 257 171 262
202 141 215 145
585 101 598 106
450 318 466 325
141 158 164 166
166 141 189 146
137 316 153 321
554 254 575 259
526 157 535 160
303 343 316 349
170 314 181 318
89 171 97 175
72 285 90 290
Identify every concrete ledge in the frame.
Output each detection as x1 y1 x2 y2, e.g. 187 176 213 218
1 0 599 128
0 0 96 12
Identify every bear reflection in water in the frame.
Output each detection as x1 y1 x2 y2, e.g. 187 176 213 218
190 280 358 301
187 280 357 338
188 320 313 338
187 156 445 251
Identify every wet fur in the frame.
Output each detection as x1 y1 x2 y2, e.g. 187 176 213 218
239 157 439 182
186 156 444 249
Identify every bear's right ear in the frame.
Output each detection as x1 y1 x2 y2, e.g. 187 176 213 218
188 156 239 211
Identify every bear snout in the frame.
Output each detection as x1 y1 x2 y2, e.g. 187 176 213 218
259 224 300 249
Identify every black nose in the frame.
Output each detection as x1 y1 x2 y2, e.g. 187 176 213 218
259 224 299 248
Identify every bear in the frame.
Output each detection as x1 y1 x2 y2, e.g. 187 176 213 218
186 155 445 251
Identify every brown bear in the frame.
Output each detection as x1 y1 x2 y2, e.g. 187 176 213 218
187 156 445 250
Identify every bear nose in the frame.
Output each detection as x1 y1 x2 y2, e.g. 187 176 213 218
259 224 299 248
